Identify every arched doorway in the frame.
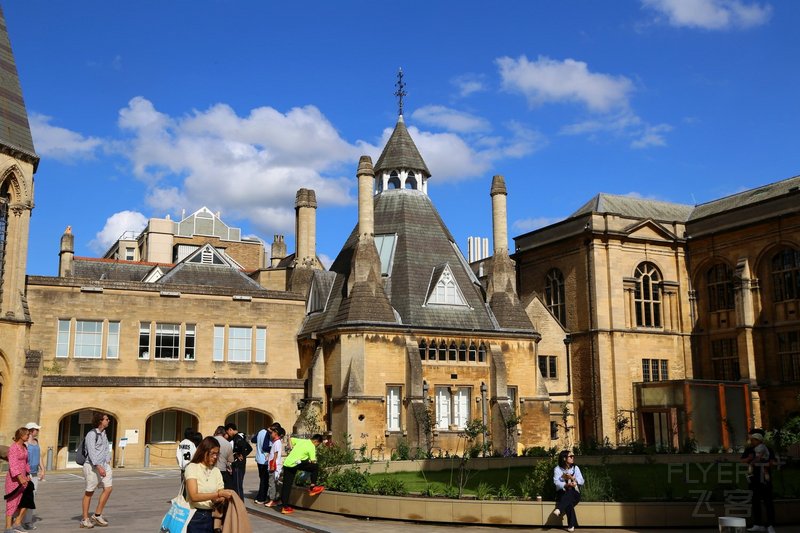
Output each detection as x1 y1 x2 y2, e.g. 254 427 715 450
145 409 199 467
225 409 273 437
58 409 118 468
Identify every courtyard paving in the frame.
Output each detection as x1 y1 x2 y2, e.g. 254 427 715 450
30 465 719 532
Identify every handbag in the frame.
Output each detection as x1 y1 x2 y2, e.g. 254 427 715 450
159 483 195 533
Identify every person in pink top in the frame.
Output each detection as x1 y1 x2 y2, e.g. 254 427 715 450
5 427 32 533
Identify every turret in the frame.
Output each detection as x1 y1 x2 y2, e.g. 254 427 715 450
58 226 74 277
491 175 509 255
295 189 317 267
357 156 375 238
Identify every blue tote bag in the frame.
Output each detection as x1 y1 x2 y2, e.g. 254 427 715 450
159 484 196 533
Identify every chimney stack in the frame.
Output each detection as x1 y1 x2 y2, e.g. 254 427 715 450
357 156 375 239
59 225 74 277
490 175 508 255
294 188 317 267
270 234 286 267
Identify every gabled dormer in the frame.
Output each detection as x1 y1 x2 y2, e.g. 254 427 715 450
373 116 431 194
184 243 240 268
424 263 469 307
141 266 165 283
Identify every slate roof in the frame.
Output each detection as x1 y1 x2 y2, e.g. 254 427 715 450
0 7 38 168
571 193 693 222
374 117 431 177
73 258 160 282
689 175 800 221
301 189 531 335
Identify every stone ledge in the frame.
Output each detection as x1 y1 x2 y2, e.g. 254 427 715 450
289 488 800 527
42 376 304 388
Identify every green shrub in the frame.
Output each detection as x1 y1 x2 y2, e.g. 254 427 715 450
524 446 550 457
372 476 408 496
442 485 460 499
325 467 372 494
396 438 411 460
475 482 494 501
420 484 440 497
495 484 516 501
527 457 557 500
581 466 615 502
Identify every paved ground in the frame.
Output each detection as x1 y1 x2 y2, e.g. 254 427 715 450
28 466 723 532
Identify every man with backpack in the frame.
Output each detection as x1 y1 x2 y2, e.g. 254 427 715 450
78 412 113 529
253 426 271 504
224 423 252 500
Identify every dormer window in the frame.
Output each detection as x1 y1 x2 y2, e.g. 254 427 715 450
425 264 468 307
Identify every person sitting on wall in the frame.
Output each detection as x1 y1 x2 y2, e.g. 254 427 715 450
552 449 584 532
276 434 324 515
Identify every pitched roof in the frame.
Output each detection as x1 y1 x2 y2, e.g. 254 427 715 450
689 175 800 221
0 7 38 168
571 193 693 222
301 190 531 335
374 116 431 177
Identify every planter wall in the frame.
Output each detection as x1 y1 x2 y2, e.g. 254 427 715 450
291 488 799 527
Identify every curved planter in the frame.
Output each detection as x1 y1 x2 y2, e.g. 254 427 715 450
290 489 800 527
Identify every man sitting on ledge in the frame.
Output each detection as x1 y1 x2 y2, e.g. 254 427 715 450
277 434 325 515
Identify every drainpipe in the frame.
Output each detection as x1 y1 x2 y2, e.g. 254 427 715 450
480 382 488 457
585 232 599 440
550 334 573 397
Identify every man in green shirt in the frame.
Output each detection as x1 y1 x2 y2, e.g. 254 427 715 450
278 434 324 514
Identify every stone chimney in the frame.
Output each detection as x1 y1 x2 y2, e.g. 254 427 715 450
270 234 286 267
357 156 375 239
59 225 74 277
490 175 508 255
294 188 317 267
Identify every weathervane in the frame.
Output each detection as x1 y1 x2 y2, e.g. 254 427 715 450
394 67 407 116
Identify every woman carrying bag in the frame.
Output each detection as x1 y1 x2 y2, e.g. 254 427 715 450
552 450 584 532
5 427 33 533
184 437 235 533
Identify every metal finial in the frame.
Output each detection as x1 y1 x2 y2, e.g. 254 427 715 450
394 68 407 116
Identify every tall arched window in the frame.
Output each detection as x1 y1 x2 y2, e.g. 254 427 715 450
772 248 800 302
419 340 427 360
388 171 401 189
0 181 10 300
438 340 447 361
405 171 417 190
545 268 566 326
707 263 734 312
427 339 437 360
634 262 662 327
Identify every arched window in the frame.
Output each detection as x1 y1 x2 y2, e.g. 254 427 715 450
405 171 417 190
468 342 477 362
448 341 457 361
634 262 662 327
706 263 734 312
438 340 447 361
0 181 9 296
545 269 566 326
478 342 486 363
428 339 437 360
771 248 800 302
388 171 401 189
458 341 467 362
419 340 427 360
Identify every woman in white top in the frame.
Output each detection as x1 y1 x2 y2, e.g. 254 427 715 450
185 437 235 533
552 449 584 532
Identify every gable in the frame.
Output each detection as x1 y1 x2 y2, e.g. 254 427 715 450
624 219 677 242
425 264 468 307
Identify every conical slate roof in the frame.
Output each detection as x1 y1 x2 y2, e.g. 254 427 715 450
374 116 430 177
300 190 534 335
0 7 38 168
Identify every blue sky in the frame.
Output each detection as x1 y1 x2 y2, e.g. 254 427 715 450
5 1 799 275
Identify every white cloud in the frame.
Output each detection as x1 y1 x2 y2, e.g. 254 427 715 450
512 216 562 233
497 55 634 112
115 97 366 238
89 210 148 254
411 105 491 133
560 109 672 149
452 74 486 97
642 0 772 30
29 113 103 161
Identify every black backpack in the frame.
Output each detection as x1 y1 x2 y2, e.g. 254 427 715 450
75 432 90 466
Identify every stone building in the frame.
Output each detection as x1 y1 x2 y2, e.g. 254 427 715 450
514 180 800 450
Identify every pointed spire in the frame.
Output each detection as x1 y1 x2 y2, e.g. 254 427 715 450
394 68 407 117
374 118 430 178
0 6 39 170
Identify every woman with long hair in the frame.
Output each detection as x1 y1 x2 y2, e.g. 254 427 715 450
5 427 32 533
184 436 234 533
552 449 584 532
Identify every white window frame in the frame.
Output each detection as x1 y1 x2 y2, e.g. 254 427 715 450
255 327 266 363
56 319 71 358
184 324 196 361
139 322 151 359
387 386 402 431
106 321 120 359
228 326 252 362
434 386 470 430
74 320 103 359
213 326 225 362
154 323 181 360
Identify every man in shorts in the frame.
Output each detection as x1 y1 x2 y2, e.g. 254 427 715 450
81 412 113 528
